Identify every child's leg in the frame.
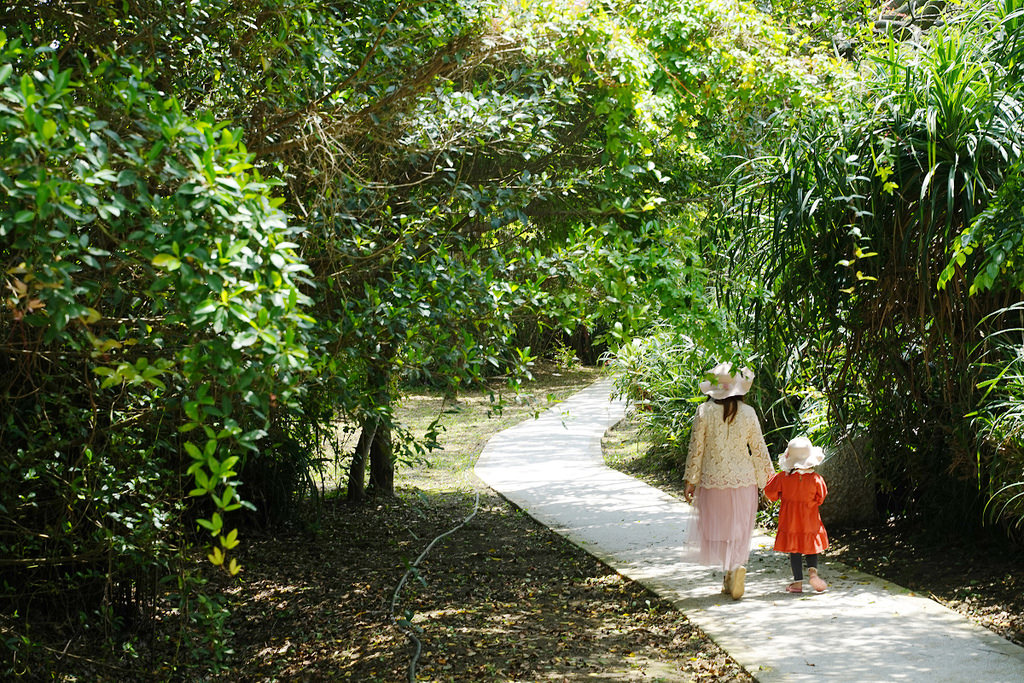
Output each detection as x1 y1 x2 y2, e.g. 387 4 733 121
789 553 804 581
786 553 804 592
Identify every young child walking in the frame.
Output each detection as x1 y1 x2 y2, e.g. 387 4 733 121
764 436 829 593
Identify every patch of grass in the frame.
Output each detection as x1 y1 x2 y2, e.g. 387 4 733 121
398 364 605 492
310 364 604 493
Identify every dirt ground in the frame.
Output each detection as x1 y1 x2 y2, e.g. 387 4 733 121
217 488 751 681
214 368 752 681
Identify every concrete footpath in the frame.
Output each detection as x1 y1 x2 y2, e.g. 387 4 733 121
474 377 1024 682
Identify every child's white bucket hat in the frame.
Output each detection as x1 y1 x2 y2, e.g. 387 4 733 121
779 436 824 472
698 362 754 400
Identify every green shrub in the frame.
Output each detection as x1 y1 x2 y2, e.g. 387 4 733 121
610 329 709 459
0 34 312 674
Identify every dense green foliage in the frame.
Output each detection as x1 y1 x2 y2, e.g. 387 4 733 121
0 29 314 671
615 0 1024 542
0 0 820 675
5 0 1023 677
738 0 1024 533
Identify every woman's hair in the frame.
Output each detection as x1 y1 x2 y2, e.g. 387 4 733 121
712 396 741 423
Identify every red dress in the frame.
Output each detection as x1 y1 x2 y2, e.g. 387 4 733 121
764 471 829 554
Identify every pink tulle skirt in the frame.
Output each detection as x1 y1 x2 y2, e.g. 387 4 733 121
689 485 758 570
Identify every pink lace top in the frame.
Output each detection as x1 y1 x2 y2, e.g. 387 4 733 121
683 400 773 489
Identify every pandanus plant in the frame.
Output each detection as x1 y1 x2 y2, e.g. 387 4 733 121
733 0 1024 534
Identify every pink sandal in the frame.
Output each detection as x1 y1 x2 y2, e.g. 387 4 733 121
808 568 828 593
786 582 803 593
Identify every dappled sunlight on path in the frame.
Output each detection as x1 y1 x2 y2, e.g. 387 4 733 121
476 377 1024 682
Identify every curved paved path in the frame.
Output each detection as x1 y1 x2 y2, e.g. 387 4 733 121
474 377 1024 682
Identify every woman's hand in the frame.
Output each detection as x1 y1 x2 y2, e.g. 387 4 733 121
684 482 695 504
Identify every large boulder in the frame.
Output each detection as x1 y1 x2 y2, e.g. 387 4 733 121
817 437 877 528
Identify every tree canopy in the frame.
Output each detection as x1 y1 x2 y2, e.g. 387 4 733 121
4 0 1023 677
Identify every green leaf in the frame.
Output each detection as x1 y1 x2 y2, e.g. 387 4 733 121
184 441 203 460
220 527 239 549
195 299 218 315
151 254 181 271
219 486 236 509
232 329 259 349
193 468 210 491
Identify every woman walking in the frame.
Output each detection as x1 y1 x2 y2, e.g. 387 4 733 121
683 363 773 599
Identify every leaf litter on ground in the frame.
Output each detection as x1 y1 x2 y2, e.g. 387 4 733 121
216 366 754 681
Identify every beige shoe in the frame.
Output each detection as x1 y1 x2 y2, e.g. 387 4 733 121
730 566 746 599
808 567 828 593
721 570 733 594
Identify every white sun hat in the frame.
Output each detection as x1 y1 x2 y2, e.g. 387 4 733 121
698 362 754 400
779 436 825 472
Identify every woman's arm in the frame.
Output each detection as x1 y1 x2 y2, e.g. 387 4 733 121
683 406 706 502
747 413 773 489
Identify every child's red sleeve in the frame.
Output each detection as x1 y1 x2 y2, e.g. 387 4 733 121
814 474 828 504
764 471 783 502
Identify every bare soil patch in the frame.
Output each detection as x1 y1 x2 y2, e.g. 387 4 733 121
219 489 749 681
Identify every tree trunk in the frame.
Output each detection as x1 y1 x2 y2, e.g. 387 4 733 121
347 419 375 503
348 354 396 501
874 0 947 39
368 419 394 496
